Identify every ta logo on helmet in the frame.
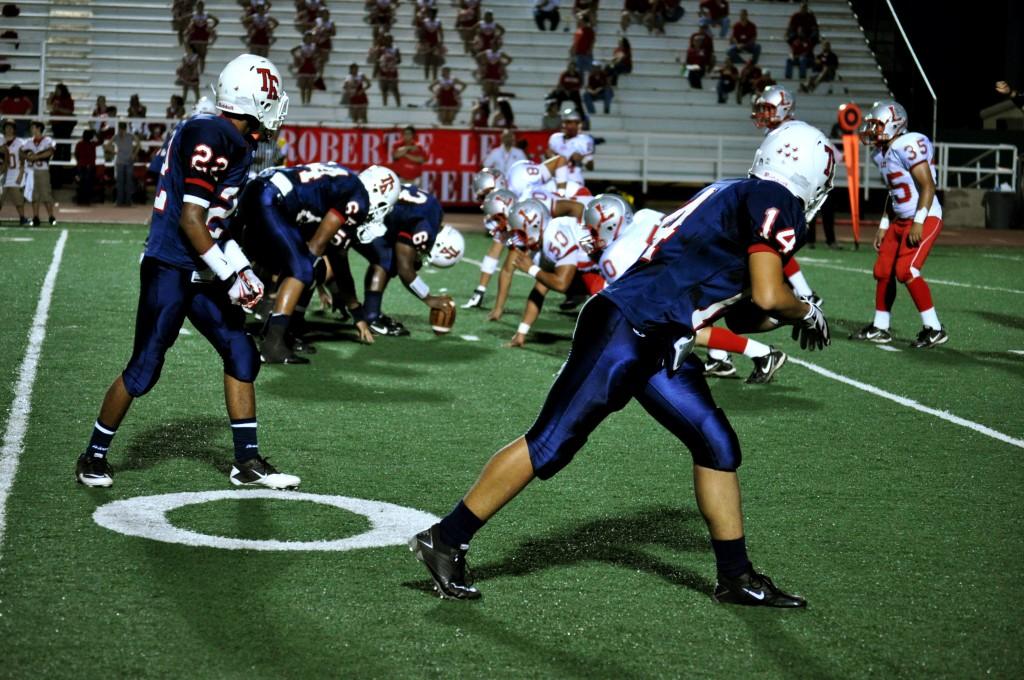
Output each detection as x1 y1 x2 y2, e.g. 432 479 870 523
256 67 280 100
378 175 395 193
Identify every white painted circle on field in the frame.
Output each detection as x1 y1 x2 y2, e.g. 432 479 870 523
93 490 439 551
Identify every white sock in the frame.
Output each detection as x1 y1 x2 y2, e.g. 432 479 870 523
787 271 813 298
873 310 891 330
742 338 771 359
708 348 730 361
920 308 940 330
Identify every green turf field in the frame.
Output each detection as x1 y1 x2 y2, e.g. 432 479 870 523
1 223 1022 679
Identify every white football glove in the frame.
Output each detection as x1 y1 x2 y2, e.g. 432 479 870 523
356 220 387 244
792 299 830 351
228 267 264 308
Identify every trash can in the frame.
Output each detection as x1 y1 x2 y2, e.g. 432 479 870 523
984 191 1018 229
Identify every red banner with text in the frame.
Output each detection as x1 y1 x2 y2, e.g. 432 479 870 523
278 126 552 206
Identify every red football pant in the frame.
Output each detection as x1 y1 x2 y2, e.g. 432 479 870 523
873 216 942 312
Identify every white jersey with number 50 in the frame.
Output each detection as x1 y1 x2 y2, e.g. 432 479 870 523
535 216 587 272
871 131 942 220
598 209 665 283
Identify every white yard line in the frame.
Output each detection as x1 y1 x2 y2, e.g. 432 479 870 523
797 257 1024 295
0 230 68 559
789 356 1024 450
875 345 902 352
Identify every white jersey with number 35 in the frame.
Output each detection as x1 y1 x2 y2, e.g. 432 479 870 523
598 209 665 283
872 132 942 220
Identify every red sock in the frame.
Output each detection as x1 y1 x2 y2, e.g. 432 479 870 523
707 327 749 354
782 258 800 278
906 277 934 312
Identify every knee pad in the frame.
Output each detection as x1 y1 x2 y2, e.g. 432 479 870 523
224 334 261 383
480 255 499 275
292 257 315 288
894 262 914 283
121 359 164 398
873 258 894 282
690 408 742 471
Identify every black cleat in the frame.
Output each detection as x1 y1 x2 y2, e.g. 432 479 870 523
910 326 948 349
409 524 481 600
287 333 317 355
370 314 410 337
745 348 787 384
229 456 300 489
714 568 806 608
849 324 892 344
704 357 738 378
260 337 310 364
461 289 485 309
75 455 113 488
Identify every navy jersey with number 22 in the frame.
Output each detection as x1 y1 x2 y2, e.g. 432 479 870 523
603 177 807 335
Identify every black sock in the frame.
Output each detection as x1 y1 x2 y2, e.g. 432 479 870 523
84 419 117 459
711 536 752 578
265 313 288 343
230 417 259 463
438 500 485 548
364 290 383 324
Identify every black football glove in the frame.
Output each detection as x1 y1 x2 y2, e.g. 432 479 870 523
792 299 830 351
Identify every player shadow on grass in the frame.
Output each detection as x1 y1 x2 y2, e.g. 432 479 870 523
973 310 1024 332
117 416 231 474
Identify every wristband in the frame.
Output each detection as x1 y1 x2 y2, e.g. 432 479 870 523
409 276 430 299
878 215 890 231
222 239 250 273
914 207 928 224
527 264 541 278
517 322 531 335
200 243 235 281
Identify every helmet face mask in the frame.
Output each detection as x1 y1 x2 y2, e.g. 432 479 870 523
358 165 401 225
215 54 289 136
428 225 465 268
751 86 794 130
859 100 908 148
508 199 549 249
583 193 634 252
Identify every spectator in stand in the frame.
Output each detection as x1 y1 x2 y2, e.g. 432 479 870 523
166 94 186 120
416 7 445 81
534 0 560 32
1 85 33 136
367 29 389 79
541 100 561 130
785 26 813 81
377 34 402 107
431 66 466 126
787 2 819 47
240 0 271 19
312 7 336 74
727 9 760 65
185 1 218 73
366 0 396 31
176 45 202 103
802 41 838 93
484 129 526 176
46 83 75 163
111 120 139 207
736 58 763 105
491 98 515 129
583 62 614 115
620 0 651 33
550 60 585 114
470 96 490 128
455 0 480 53
575 0 598 26
172 0 196 46
391 125 429 185
472 11 505 56
608 37 632 86
342 62 371 124
476 48 511 103
714 57 738 104
1 119 28 225
570 14 596 77
412 0 436 27
73 128 99 206
698 0 730 39
127 93 147 136
291 32 319 105
22 121 56 226
661 0 684 23
243 4 279 57
679 32 713 89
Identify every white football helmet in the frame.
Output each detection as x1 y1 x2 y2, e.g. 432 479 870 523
192 96 218 116
428 225 465 268
860 100 909 147
752 85 795 130
358 165 401 224
215 54 289 131
482 188 516 218
750 121 836 221
584 193 634 252
508 198 549 248
472 168 506 202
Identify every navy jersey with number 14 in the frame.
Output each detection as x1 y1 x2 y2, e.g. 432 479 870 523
603 177 807 335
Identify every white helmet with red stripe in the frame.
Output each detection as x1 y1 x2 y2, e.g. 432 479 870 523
752 85 795 130
215 53 289 131
472 167 506 202
508 198 549 248
859 100 909 147
583 193 634 252
750 121 835 221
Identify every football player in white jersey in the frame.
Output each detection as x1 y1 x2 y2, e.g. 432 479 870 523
850 101 947 348
547 107 595 185
462 168 509 309
590 195 788 384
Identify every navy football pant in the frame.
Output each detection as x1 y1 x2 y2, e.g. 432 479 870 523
352 235 397 277
241 181 317 287
122 258 260 397
525 294 741 478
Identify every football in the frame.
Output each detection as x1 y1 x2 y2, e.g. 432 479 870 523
429 298 457 335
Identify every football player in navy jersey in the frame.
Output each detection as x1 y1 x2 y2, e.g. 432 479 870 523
75 54 300 490
411 122 835 607
234 162 400 361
